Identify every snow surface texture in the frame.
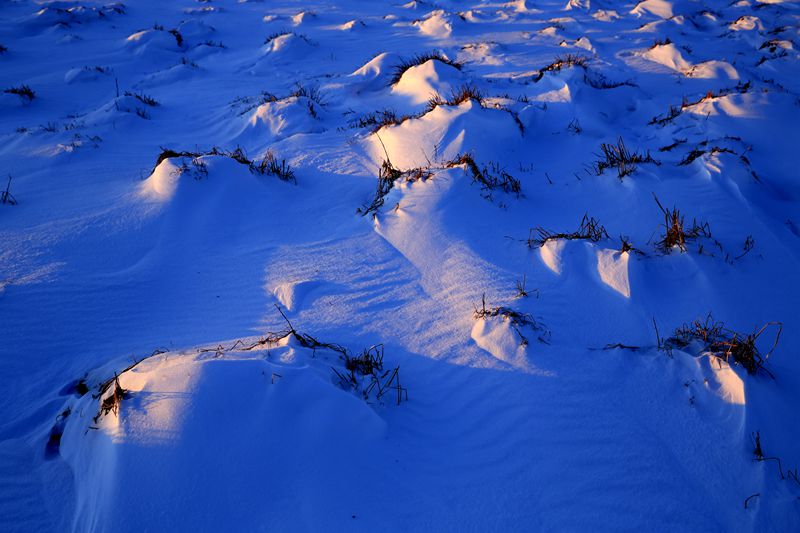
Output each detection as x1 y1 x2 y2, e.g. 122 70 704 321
1 0 799 531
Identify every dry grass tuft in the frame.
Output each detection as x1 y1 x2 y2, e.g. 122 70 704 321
94 375 126 423
332 344 408 405
652 194 710 253
590 137 658 179
524 214 609 248
152 146 296 183
446 153 521 199
533 54 588 82
4 84 35 102
390 52 462 86
124 91 159 107
665 314 782 377
426 84 485 112
349 109 405 131
474 293 549 346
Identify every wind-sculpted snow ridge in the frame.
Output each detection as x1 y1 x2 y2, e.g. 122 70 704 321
1 0 799 531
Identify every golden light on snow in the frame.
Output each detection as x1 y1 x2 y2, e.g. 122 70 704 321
6 0 798 529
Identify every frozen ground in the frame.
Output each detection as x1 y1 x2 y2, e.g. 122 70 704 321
1 0 799 531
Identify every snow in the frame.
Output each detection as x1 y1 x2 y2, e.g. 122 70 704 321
596 248 631 298
391 58 465 105
643 42 693 72
1 0 799 531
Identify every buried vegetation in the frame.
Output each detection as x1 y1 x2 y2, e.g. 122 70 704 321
390 51 462 86
333 344 407 405
474 293 550 347
523 213 609 249
153 146 296 183
590 137 659 179
426 84 485 111
84 305 406 430
661 314 782 377
359 150 521 216
652 194 712 253
354 84 523 135
446 153 521 199
358 159 433 216
4 84 35 102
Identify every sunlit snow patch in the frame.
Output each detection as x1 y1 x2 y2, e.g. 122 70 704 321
630 0 674 19
539 240 566 275
391 58 466 105
596 249 631 298
371 100 522 169
139 159 181 201
414 10 455 38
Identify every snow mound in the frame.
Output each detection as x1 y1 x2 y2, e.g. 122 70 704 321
414 10 456 38
183 5 221 15
391 58 465 105
573 36 594 52
349 52 403 92
564 0 591 11
460 42 506 65
237 97 326 143
685 93 756 119
471 318 527 367
125 28 181 54
337 19 365 31
459 10 494 23
64 66 111 84
642 42 691 72
592 9 620 21
176 19 216 42
138 155 277 207
292 11 316 26
139 159 182 201
60 349 386 531
137 62 199 86
508 0 539 13
258 33 316 65
534 81 572 103
372 100 523 168
631 0 674 19
80 93 161 126
729 16 763 31
24 3 125 31
687 60 739 80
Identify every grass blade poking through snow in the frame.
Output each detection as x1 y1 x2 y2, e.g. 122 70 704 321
1 176 17 205
523 214 609 248
389 51 462 86
446 153 521 200
664 315 782 377
590 137 658 179
333 344 408 405
358 159 432 216
652 194 711 253
4 84 35 102
533 54 588 83
152 147 296 183
93 374 126 423
473 293 550 346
